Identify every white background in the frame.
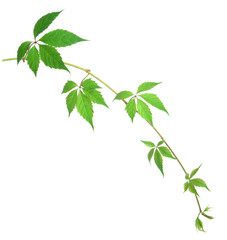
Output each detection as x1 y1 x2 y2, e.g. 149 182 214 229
0 0 226 239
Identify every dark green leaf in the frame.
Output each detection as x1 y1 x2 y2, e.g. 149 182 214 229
188 181 199 196
190 178 210 191
66 89 77 116
81 78 101 89
62 81 77 93
137 82 161 94
184 181 189 192
39 29 87 47
154 149 164 176
76 90 94 129
137 99 153 126
114 91 134 100
33 10 62 38
125 98 136 122
148 148 155 162
190 164 202 179
83 88 108 108
26 45 39 76
39 44 69 72
17 41 32 64
195 217 205 232
158 146 175 159
139 93 168 114
141 140 155 148
157 140 164 146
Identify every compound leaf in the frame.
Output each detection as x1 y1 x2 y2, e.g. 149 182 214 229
139 93 168 114
62 81 77 93
137 98 153 126
83 88 108 108
33 10 62 38
154 149 164 176
137 82 161 94
114 91 134 100
39 29 87 47
76 90 94 129
66 89 77 116
81 79 101 89
39 44 69 72
26 45 39 76
158 146 175 159
125 98 136 122
190 178 210 191
17 41 32 64
190 164 202 179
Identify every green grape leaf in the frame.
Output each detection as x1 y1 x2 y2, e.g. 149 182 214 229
190 164 202 179
26 45 39 76
158 146 175 159
125 98 136 122
141 140 155 148
83 88 108 108
148 148 155 163
17 41 32 64
137 82 161 94
190 178 210 191
137 99 153 126
66 89 77 116
154 149 164 176
81 79 101 89
39 29 87 47
62 81 77 93
195 217 205 232
39 44 69 72
188 181 199 196
33 10 62 38
113 91 134 100
139 93 168 114
76 90 94 129
184 181 189 192
157 140 164 146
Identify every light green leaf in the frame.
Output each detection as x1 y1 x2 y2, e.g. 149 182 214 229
81 79 101 89
190 178 210 191
185 173 190 180
83 88 108 108
62 81 77 93
26 46 39 76
137 99 153 126
184 181 189 192
195 217 205 232
17 41 32 64
139 93 168 114
114 91 134 100
39 44 69 72
39 29 87 47
76 90 94 129
158 146 175 159
148 148 155 162
137 82 161 94
33 10 62 38
157 140 164 146
141 140 155 148
190 164 202 179
188 181 199 196
125 98 136 122
154 149 164 176
66 89 77 116
204 206 211 212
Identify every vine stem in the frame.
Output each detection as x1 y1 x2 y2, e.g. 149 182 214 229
2 57 203 214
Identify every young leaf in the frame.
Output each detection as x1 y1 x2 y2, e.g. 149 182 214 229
188 181 199 196
148 148 155 162
139 93 168 114
66 89 77 116
113 91 134 100
17 41 32 64
83 88 108 108
76 90 94 129
137 82 161 94
137 99 153 126
141 140 155 148
158 146 175 159
157 140 164 146
154 149 164 176
190 164 202 179
190 178 210 191
39 29 87 47
184 181 189 192
26 45 39 76
81 79 101 89
39 44 69 72
62 81 77 93
125 98 136 122
33 10 62 38
195 217 205 232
